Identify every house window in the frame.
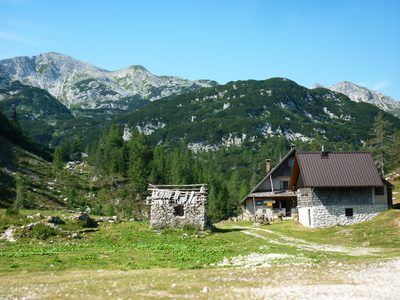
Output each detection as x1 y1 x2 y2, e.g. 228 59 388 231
288 159 294 167
280 181 289 190
256 201 262 205
375 187 384 195
345 208 353 217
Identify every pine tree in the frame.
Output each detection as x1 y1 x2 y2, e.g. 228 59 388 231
370 112 392 176
64 140 71 161
104 126 124 190
53 146 65 181
150 145 167 184
389 129 400 169
14 172 26 209
128 131 152 195
75 131 84 160
12 106 20 128
93 139 105 188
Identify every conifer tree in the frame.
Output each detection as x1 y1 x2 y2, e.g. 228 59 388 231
75 131 84 160
104 125 123 190
128 130 152 195
93 139 105 188
14 172 26 209
53 146 65 181
150 145 168 184
370 112 392 176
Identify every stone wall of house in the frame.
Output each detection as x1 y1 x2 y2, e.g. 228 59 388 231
150 197 207 230
298 187 388 228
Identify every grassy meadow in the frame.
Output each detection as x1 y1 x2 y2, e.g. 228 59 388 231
1 208 400 299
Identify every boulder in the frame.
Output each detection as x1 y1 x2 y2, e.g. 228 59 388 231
77 212 97 227
47 216 65 224
72 233 81 239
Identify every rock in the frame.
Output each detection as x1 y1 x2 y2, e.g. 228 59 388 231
72 233 81 239
77 212 90 221
77 212 97 227
112 216 119 221
48 216 65 224
202 287 209 293
172 284 177 287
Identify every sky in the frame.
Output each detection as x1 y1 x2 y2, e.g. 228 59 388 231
1 0 399 100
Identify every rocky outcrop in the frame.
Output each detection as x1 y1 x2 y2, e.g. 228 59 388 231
311 81 400 118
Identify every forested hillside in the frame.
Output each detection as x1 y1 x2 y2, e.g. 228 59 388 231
1 77 399 223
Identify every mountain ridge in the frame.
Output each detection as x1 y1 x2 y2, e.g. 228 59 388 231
0 52 218 114
311 81 400 118
116 78 400 152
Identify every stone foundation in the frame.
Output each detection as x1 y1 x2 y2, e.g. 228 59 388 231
298 187 388 228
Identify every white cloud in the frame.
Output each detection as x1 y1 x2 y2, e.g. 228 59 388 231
372 80 389 91
356 80 390 92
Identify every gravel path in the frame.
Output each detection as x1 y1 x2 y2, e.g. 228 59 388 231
232 258 400 299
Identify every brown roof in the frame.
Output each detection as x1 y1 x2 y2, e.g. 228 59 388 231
291 151 383 188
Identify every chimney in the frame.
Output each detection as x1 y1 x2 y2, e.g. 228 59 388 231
322 144 325 152
266 159 271 173
290 144 296 150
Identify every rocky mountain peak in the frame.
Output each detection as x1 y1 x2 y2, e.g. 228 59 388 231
310 83 324 89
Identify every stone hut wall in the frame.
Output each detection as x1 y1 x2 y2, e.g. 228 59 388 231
149 192 207 230
298 187 387 228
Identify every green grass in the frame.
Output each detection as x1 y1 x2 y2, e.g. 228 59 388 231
1 209 400 275
0 209 399 299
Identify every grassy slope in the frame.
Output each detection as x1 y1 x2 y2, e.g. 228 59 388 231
0 135 91 210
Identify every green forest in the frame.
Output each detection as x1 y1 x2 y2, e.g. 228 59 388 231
1 104 399 224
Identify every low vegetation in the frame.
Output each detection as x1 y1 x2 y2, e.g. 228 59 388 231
0 209 399 298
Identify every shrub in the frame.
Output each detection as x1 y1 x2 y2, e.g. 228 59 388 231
6 208 20 215
32 223 59 240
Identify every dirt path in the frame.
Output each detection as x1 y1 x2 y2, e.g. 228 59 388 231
234 225 381 256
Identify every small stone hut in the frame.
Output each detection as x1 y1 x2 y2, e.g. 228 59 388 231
146 184 208 230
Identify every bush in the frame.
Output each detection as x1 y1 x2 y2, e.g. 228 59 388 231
6 208 20 215
32 223 59 240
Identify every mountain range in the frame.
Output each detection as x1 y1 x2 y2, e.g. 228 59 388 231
0 52 400 150
0 52 218 117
